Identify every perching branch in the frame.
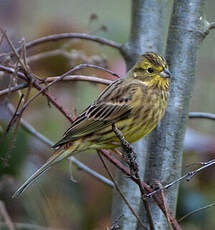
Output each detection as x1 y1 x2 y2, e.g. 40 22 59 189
111 123 154 230
98 153 147 230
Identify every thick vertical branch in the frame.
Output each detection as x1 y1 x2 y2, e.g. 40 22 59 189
144 0 206 228
111 0 172 229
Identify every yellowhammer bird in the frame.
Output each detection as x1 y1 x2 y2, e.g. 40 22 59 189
13 52 171 198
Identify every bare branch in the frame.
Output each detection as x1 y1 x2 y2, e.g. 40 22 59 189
189 112 215 121
0 65 112 98
111 123 154 230
209 22 215 30
45 75 112 85
0 64 73 122
0 83 28 97
100 149 182 230
69 156 114 187
145 159 215 198
98 152 147 230
22 33 122 51
18 64 118 118
0 27 27 72
178 202 215 222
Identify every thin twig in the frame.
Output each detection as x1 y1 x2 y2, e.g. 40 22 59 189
0 65 106 122
0 27 27 72
21 33 122 51
98 152 147 230
178 202 215 222
0 201 15 230
145 159 215 198
15 64 119 119
45 75 112 85
189 112 215 121
0 82 29 97
0 75 111 98
69 156 114 187
154 182 173 230
99 149 182 230
0 64 73 122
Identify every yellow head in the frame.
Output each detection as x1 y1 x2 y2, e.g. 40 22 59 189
131 52 171 89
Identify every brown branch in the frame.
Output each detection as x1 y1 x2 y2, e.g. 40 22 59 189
45 75 112 85
111 123 154 229
22 33 122 52
98 152 147 230
0 83 29 97
18 64 117 118
154 182 173 230
99 149 182 230
0 64 73 122
0 75 111 98
0 67 112 101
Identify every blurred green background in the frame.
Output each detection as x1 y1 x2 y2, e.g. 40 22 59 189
0 0 215 229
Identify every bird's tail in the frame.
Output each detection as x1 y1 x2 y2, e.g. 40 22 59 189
12 147 71 198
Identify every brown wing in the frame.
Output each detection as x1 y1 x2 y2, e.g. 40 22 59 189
52 79 135 148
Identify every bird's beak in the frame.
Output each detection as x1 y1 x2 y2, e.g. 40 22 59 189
160 68 171 78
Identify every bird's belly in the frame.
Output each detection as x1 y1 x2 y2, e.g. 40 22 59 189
120 118 158 143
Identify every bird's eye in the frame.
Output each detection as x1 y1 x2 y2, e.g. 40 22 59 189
147 67 154 73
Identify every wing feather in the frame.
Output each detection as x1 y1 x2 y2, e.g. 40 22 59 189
52 79 136 148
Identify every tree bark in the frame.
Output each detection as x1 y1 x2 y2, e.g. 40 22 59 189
112 0 207 229
140 0 206 229
111 0 172 229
